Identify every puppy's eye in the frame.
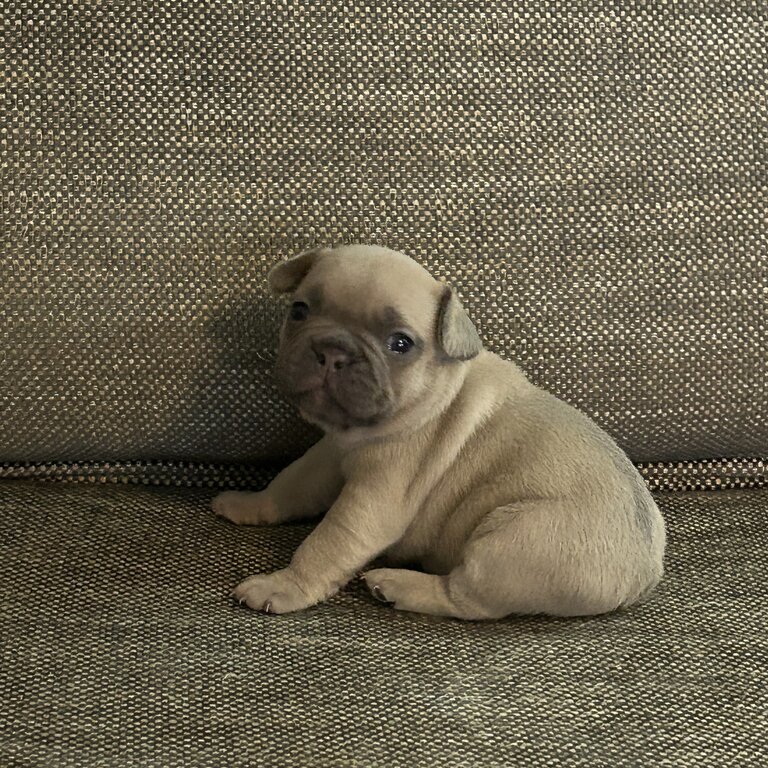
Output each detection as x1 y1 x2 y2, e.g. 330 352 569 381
290 301 309 321
386 332 414 354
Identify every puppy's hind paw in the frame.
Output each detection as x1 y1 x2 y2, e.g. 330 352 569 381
369 583 395 606
362 568 411 609
362 568 461 618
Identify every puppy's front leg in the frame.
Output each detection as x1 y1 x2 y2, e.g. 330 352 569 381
232 481 413 613
212 436 344 525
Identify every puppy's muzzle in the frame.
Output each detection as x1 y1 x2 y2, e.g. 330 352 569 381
310 335 358 372
276 327 394 429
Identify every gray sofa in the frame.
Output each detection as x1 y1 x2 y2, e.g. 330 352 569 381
2 2 766 766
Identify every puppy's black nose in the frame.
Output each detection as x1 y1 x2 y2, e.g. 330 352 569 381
312 342 352 371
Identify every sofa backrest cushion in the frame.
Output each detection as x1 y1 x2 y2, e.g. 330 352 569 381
3 2 765 465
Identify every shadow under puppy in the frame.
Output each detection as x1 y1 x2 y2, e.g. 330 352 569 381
213 245 666 620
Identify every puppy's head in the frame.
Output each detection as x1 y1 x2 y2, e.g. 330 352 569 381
268 245 482 434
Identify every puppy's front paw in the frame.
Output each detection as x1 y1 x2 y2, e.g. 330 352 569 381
212 491 279 526
232 569 315 614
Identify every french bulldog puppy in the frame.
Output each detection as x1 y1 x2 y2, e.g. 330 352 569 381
212 245 666 620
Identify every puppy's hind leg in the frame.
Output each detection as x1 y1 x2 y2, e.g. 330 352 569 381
363 568 467 617
362 505 533 620
360 506 522 619
363 562 521 620
365 502 621 620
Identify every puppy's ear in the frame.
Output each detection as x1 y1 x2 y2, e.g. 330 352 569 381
267 248 326 295
436 286 483 361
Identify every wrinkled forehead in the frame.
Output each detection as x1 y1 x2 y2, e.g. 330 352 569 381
296 252 443 335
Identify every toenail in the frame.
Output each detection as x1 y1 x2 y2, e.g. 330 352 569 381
371 585 395 606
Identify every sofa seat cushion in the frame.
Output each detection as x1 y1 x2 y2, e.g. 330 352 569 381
1 481 765 766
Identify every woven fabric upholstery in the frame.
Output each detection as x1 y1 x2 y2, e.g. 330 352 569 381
2 1 766 467
1 481 766 767
4 7 767 767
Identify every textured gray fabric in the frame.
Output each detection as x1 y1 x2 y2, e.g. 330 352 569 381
4 7 765 767
2 1 767 467
1 481 766 767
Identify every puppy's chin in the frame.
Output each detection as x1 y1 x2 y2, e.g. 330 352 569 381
292 386 391 432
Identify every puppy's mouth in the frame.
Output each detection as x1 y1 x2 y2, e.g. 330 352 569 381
291 381 387 430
